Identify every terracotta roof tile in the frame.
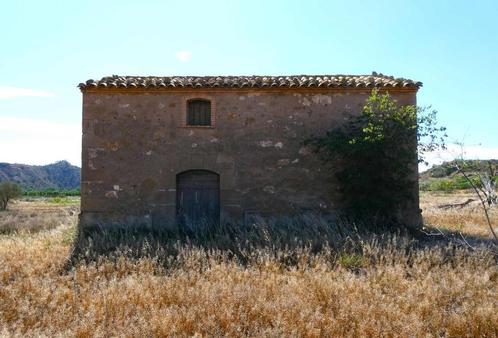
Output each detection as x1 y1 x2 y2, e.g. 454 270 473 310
79 73 422 91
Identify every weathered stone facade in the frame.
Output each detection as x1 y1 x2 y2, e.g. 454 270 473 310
79 75 421 228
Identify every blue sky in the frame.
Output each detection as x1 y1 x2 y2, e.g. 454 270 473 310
1 0 497 167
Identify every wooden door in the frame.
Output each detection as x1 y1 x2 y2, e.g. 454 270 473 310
176 170 220 226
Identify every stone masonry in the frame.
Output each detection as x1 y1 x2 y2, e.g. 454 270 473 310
79 75 422 229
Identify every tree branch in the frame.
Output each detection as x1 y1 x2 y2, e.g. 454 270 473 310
455 164 498 244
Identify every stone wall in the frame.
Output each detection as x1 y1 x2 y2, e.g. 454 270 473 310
80 88 419 227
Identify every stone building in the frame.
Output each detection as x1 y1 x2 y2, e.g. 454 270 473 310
79 74 422 229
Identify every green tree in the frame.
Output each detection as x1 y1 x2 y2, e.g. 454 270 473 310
305 89 446 226
0 182 22 211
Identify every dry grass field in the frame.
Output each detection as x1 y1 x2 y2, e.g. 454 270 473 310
421 191 498 237
0 194 497 337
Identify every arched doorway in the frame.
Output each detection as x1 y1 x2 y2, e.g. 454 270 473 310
176 170 220 226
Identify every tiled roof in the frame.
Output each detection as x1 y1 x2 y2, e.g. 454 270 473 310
79 73 422 91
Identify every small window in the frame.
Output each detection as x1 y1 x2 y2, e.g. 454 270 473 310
187 99 211 126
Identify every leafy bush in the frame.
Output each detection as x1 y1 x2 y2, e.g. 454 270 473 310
305 89 446 226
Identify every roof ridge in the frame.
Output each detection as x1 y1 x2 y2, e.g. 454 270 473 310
79 74 422 90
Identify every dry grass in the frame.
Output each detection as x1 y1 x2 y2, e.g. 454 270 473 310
0 195 497 337
421 191 498 239
0 198 78 234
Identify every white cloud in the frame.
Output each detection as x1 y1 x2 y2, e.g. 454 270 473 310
0 86 55 99
175 50 192 62
0 116 80 166
421 143 498 172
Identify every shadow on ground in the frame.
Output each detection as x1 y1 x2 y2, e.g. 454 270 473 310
67 214 497 270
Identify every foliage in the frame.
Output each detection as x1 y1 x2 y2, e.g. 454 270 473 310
420 175 487 192
305 89 446 224
0 181 22 211
416 107 448 164
23 188 80 197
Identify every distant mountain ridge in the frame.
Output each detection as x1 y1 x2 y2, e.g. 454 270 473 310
421 159 498 179
0 161 80 189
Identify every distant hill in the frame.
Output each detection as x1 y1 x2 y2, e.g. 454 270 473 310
420 159 498 191
0 161 80 190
